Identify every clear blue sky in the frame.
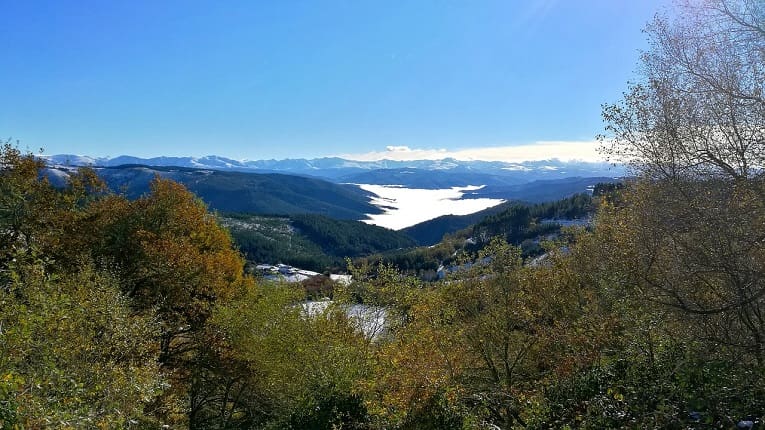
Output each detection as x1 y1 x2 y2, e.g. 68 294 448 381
1 0 669 160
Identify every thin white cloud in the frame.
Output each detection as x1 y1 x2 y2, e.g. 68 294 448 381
385 145 413 152
338 140 604 163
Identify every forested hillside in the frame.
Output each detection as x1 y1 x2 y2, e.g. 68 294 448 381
221 195 596 276
363 194 597 279
221 213 416 272
86 164 382 220
2 1 763 428
403 192 596 246
291 214 415 257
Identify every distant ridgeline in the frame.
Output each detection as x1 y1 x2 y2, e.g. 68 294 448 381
42 153 624 182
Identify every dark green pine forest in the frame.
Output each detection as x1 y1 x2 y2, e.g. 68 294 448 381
2 2 765 428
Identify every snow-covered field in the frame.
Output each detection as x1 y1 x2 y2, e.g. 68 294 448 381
357 184 505 230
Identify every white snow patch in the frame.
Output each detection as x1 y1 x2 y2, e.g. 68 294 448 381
302 300 387 339
45 169 71 180
502 165 532 171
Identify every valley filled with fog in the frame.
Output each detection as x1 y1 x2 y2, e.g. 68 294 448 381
357 184 506 230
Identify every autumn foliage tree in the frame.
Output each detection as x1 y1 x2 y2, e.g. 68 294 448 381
87 179 249 359
0 146 167 426
600 0 765 364
0 262 164 428
581 0 765 425
0 146 257 426
602 0 764 181
365 239 614 429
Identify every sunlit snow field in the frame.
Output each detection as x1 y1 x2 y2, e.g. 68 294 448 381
357 184 506 230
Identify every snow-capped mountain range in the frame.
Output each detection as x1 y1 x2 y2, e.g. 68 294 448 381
42 154 624 182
